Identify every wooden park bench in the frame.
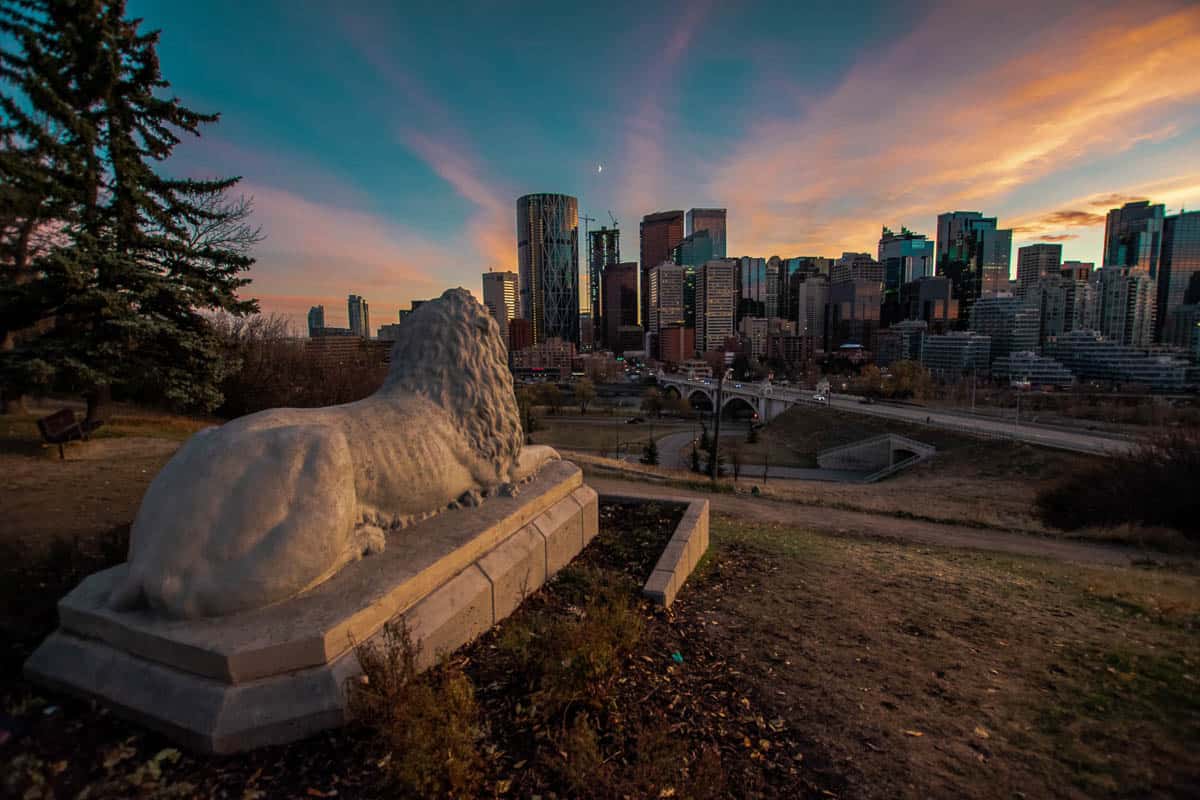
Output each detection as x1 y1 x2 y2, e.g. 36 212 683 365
36 409 105 459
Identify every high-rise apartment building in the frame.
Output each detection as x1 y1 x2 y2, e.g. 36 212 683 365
601 262 639 354
1015 243 1063 298
1061 260 1095 282
697 259 738 353
795 275 830 350
1158 210 1200 346
1097 265 1156 347
1103 200 1164 275
647 262 686 354
969 296 1040 364
348 294 370 338
640 210 685 327
685 208 727 259
1027 274 1090 348
587 226 620 320
878 227 934 324
936 211 1012 325
518 193 580 345
481 269 519 348
307 305 325 337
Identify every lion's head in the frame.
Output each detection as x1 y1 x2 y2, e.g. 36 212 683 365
380 288 523 482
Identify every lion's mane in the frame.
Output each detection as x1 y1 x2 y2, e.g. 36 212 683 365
380 287 523 482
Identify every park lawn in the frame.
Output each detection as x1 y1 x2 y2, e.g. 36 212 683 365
698 515 1200 798
2 406 1197 798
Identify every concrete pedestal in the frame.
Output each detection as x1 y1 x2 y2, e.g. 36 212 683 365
25 460 598 753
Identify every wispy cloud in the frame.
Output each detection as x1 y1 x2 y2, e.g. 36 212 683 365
709 1 1200 257
617 1 713 217
244 183 449 327
1008 174 1200 240
340 12 514 268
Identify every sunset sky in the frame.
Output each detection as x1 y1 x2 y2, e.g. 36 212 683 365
136 0 1200 329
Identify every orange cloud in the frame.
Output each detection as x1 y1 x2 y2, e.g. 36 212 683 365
1008 173 1200 240
710 2 1200 257
243 183 456 328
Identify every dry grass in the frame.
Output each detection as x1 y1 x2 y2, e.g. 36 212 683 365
702 515 1200 798
496 566 644 719
348 621 483 797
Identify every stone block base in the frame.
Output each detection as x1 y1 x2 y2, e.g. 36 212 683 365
26 461 599 754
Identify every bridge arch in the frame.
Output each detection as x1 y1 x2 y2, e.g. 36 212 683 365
720 395 758 421
687 389 713 412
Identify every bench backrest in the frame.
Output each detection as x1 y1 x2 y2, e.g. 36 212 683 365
38 409 79 438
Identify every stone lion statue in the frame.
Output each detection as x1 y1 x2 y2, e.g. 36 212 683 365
109 288 558 619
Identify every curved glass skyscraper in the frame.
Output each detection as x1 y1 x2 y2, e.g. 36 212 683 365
517 193 579 345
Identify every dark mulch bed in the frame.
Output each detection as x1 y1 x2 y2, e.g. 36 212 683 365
3 500 843 799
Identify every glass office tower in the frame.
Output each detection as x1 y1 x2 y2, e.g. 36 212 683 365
518 193 580 345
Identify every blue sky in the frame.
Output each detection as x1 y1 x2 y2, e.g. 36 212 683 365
131 0 1200 327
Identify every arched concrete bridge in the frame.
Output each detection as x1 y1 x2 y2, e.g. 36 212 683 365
656 373 820 422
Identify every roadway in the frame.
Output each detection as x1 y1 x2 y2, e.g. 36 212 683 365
817 393 1134 456
658 376 1135 457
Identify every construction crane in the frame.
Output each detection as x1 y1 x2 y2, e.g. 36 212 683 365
608 211 618 229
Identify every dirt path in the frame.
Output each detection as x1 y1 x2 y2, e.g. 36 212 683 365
587 475 1180 568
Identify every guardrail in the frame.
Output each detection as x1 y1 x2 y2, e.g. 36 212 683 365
862 453 924 483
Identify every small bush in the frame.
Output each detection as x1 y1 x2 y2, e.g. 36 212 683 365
1036 431 1200 539
349 621 483 797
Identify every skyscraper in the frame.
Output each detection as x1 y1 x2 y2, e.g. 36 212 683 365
640 210 685 327
601 262 639 354
686 208 727 259
481 270 519 348
697 259 738 353
1103 200 1164 275
517 193 580 345
670 229 716 269
587 226 620 320
307 305 325 337
1158 210 1200 346
879 227 934 325
936 211 1012 326
1061 261 1095 282
647 262 686 353
968 296 1040 364
829 252 884 350
1097 266 1156 347
348 294 370 338
1015 243 1063 298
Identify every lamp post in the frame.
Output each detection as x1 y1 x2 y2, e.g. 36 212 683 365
711 368 732 481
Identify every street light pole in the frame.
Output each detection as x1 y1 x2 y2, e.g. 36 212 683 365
711 369 728 482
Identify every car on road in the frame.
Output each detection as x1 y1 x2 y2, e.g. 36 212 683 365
625 416 645 424
859 396 875 404
812 394 827 404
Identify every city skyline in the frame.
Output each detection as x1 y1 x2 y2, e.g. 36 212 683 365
138 0 1200 327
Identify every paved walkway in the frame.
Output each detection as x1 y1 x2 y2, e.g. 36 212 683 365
589 475 1184 568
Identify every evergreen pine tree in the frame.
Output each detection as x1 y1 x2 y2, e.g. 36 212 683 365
0 0 258 418
690 442 701 473
640 436 659 466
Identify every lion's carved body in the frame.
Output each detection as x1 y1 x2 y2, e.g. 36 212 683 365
110 289 555 619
